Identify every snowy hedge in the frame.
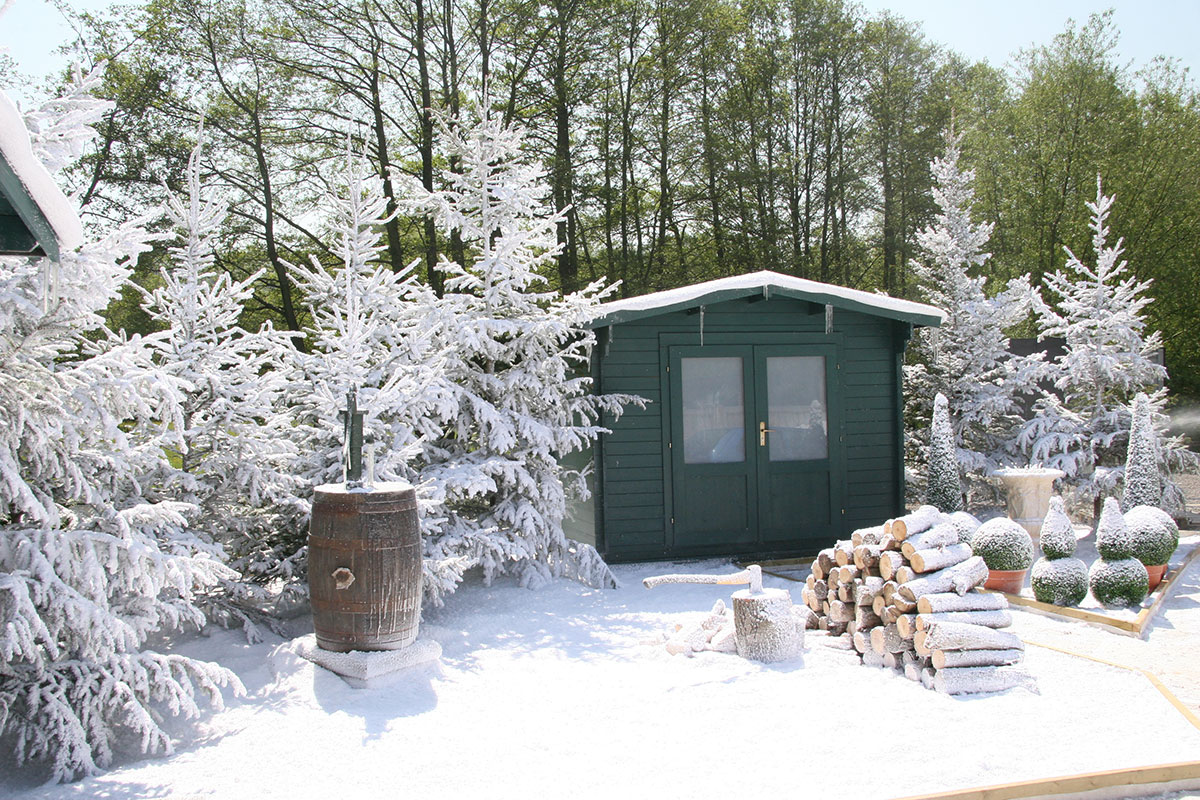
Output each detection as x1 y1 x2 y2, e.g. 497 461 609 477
1089 558 1150 607
1031 557 1088 606
1124 505 1179 567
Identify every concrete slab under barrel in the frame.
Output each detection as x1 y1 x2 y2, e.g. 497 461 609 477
293 634 442 689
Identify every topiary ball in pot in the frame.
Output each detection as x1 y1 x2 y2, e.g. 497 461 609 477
970 517 1035 571
1124 505 1178 567
1039 496 1077 560
947 510 982 545
1088 557 1149 607
1095 497 1134 561
1030 557 1088 605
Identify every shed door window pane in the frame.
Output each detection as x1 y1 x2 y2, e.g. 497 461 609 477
682 357 745 463
766 356 827 461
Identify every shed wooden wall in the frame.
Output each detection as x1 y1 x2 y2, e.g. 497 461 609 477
593 294 907 561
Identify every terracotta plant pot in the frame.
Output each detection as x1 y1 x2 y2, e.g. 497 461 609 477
1145 563 1168 592
984 568 1027 594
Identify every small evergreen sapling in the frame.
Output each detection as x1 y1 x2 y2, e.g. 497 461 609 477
1122 393 1161 510
1088 497 1149 606
1030 497 1088 606
927 393 963 512
970 517 1035 572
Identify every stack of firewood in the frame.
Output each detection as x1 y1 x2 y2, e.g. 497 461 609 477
801 506 1035 695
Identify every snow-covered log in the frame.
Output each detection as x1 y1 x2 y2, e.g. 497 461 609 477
835 541 855 566
933 666 1037 695
828 599 855 624
895 614 919 639
890 506 943 541
915 610 1012 631
852 524 886 546
879 551 905 581
854 544 882 571
908 543 973 574
856 606 882 630
732 588 803 662
916 591 1009 614
900 523 960 558
932 648 1024 670
813 549 836 580
870 623 908 654
914 621 1024 655
898 556 988 603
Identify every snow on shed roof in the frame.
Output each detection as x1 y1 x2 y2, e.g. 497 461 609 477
0 91 84 261
590 270 945 328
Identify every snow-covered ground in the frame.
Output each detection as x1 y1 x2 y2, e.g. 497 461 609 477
4 555 1200 800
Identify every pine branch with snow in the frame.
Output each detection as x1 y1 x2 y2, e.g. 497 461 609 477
904 129 1042 488
407 109 640 603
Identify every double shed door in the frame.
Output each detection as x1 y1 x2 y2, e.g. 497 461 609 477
667 342 842 554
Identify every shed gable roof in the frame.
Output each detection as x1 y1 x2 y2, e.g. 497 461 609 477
590 270 945 328
0 92 83 261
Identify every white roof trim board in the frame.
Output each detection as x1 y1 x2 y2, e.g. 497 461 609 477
591 270 946 328
0 91 84 260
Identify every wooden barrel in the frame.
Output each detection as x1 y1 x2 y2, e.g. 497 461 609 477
308 481 422 653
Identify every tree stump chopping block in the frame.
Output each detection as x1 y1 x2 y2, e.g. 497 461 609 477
732 588 804 663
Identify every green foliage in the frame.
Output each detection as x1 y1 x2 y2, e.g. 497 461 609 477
1031 556 1088 605
969 517 1034 571
1124 505 1179 566
1088 556 1149 607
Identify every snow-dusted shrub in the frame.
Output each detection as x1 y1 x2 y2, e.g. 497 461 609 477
1094 497 1134 561
927 393 963 512
0 72 241 782
947 510 982 544
1124 505 1178 567
970 518 1035 571
1088 557 1149 607
1031 557 1089 606
1122 393 1162 510
1039 496 1077 560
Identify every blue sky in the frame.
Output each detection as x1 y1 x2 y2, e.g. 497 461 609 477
2 0 1197 95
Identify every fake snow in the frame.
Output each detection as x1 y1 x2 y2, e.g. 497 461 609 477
3 558 1200 799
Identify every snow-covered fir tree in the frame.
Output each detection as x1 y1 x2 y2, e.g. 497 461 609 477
408 109 638 603
138 129 306 627
1122 393 1161 509
906 129 1041 486
1018 176 1193 508
287 141 456 573
927 393 963 511
0 71 240 783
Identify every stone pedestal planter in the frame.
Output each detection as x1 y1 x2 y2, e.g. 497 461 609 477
990 468 1066 542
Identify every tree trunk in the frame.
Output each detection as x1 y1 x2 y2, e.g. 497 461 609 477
908 543 973 574
915 621 1024 655
932 648 1025 670
917 591 1010 615
898 556 989 603
916 610 1012 631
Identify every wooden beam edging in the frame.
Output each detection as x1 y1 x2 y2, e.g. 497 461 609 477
889 761 1200 800
989 542 1200 639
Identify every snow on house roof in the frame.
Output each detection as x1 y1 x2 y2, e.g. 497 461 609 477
0 90 84 261
590 270 946 328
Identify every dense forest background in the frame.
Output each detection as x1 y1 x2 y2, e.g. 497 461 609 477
4 1 1198 397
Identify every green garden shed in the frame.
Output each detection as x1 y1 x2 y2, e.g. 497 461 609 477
587 270 944 562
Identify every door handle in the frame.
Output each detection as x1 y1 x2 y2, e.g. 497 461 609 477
759 421 774 446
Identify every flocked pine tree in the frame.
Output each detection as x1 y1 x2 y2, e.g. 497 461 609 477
408 109 638 603
137 129 306 629
287 142 456 588
1018 177 1194 508
0 71 240 783
927 393 963 511
905 129 1041 487
1122 393 1161 509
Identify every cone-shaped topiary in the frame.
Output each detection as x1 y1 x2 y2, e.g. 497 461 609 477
927 393 963 512
970 517 1035 571
1124 505 1179 567
1030 497 1087 605
1039 496 1077 560
948 510 982 545
1031 557 1089 605
1095 497 1135 560
1122 393 1162 510
1089 557 1149 607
